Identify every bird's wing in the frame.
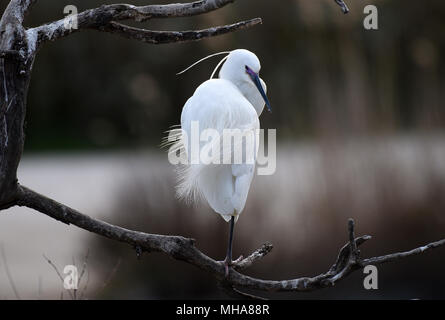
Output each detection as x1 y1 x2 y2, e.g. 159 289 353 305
177 79 259 219
180 79 259 160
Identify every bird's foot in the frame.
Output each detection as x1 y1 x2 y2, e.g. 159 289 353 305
223 255 244 278
224 261 230 278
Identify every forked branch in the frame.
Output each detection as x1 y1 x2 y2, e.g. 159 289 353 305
26 0 260 50
15 185 445 297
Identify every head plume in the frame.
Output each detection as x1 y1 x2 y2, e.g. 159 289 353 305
176 51 231 79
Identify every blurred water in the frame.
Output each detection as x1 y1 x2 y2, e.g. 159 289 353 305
1 134 445 299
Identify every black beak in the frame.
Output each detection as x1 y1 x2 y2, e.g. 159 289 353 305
246 66 272 113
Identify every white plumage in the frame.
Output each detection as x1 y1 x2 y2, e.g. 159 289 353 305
170 49 269 223
165 49 271 274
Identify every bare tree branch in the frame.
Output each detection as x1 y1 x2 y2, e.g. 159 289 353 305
334 0 350 14
96 19 262 45
26 0 256 49
14 184 445 296
364 238 445 265
217 280 267 300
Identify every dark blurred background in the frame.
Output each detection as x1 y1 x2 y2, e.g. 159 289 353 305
1 0 445 299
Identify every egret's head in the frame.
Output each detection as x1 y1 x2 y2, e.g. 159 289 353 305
220 49 272 112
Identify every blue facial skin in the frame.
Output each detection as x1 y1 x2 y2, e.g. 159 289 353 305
245 65 272 113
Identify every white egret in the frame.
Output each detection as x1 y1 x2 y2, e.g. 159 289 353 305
167 49 271 276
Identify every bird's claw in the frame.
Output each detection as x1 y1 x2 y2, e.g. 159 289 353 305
224 262 230 278
223 257 231 278
223 255 244 278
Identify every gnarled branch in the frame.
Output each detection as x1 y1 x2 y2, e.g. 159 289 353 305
96 19 262 45
14 184 445 298
0 0 260 206
26 0 257 50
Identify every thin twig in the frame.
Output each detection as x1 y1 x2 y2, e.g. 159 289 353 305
0 244 21 299
79 269 90 300
38 275 42 300
95 19 262 45
72 256 77 300
42 254 64 282
334 0 350 14
42 254 74 300
78 249 90 287
94 257 122 297
217 280 267 300
234 242 273 270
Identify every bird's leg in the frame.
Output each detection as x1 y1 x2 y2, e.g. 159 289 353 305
224 216 235 278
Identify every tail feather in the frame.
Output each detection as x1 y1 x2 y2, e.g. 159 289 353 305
162 126 202 204
175 163 203 204
160 127 182 150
